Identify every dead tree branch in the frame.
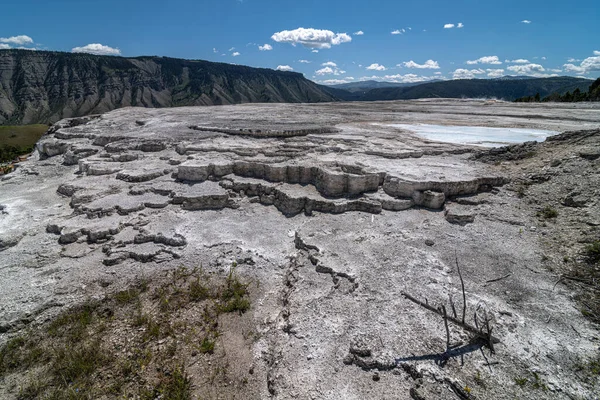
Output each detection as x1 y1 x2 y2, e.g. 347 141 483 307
400 291 500 344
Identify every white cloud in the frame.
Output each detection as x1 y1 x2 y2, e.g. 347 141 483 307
276 65 294 72
298 59 311 63
312 50 319 53
213 48 218 53
507 63 545 74
521 20 532 24
486 69 505 78
366 63 387 71
318 77 356 85
595 50 600 56
457 23 464 28
550 69 563 73
232 52 240 56
359 74 440 83
271 27 351 49
258 44 272 51
509 59 530 64
0 35 33 45
0 44 10 50
444 24 455 29
563 54 600 74
452 68 486 79
316 67 335 75
391 30 402 35
72 43 121 55
354 31 364 36
322 61 337 67
315 65 345 75
402 60 440 69
466 56 502 65
229 47 235 51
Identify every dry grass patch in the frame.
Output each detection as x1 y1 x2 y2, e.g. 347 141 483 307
0 265 259 399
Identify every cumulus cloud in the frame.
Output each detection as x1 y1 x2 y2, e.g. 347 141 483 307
0 35 34 45
232 52 240 56
312 50 319 53
72 43 121 55
466 56 502 65
271 27 351 49
366 63 386 71
315 66 345 75
258 44 272 51
509 59 530 64
322 61 337 67
521 20 532 24
276 65 294 72
402 60 440 69
444 24 455 29
457 23 464 28
0 44 10 50
391 28 408 35
354 31 364 36
563 53 600 74
507 63 545 74
452 68 486 79
486 69 505 78
298 59 311 63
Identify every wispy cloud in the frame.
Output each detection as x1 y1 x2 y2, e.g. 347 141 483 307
276 65 294 72
258 44 272 51
563 52 600 74
298 59 311 63
452 68 486 79
402 60 440 69
366 63 387 71
0 35 33 45
353 31 364 36
466 56 502 65
521 20 532 24
507 63 545 74
72 43 121 55
321 61 337 67
271 27 351 49
508 59 530 64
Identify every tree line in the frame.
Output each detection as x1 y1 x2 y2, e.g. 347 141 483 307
515 77 600 103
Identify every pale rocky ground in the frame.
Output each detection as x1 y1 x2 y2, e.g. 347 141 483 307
1 99 599 399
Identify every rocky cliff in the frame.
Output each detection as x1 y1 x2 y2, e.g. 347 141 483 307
0 50 336 124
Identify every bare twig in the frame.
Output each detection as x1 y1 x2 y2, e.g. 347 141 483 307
455 251 466 324
449 294 458 319
484 273 512 286
442 305 451 351
400 291 500 344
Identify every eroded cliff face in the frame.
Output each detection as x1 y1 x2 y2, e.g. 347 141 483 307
0 50 336 124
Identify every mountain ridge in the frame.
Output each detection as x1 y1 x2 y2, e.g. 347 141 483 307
0 50 336 125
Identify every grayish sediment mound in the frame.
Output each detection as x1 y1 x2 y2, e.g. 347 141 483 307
1 99 599 399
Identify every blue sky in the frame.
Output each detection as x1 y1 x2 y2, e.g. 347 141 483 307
2 0 599 84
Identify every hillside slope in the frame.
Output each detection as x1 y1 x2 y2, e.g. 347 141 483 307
322 77 594 102
0 50 336 124
359 77 594 101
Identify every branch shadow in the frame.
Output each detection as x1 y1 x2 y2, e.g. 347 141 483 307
395 340 485 368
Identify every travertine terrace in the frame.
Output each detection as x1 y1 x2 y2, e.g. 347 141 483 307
1 99 599 399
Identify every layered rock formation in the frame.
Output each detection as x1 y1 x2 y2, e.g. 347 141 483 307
1 100 600 399
0 50 336 124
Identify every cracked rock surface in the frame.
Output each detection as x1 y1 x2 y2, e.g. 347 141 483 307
1 100 600 399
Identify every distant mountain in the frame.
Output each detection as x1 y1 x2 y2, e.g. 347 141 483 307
320 76 594 102
0 50 336 125
327 80 437 93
